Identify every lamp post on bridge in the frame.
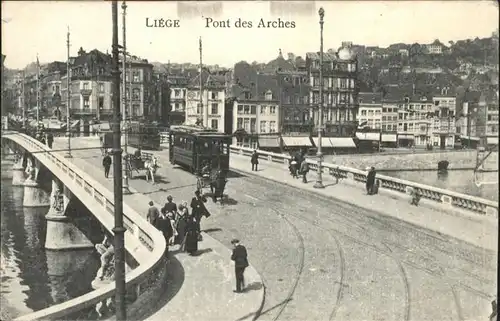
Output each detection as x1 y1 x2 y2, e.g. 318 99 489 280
121 0 131 194
65 27 73 158
111 2 127 320
314 7 325 189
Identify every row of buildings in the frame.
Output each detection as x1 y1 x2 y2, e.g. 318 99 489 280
7 41 498 151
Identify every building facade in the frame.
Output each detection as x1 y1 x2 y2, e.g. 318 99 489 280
306 41 359 137
167 74 190 125
431 88 457 148
357 92 383 130
276 70 311 134
396 94 435 147
121 55 155 120
185 70 226 132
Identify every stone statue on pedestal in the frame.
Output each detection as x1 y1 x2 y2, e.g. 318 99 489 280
95 236 115 282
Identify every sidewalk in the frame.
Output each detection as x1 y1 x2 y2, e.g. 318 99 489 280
230 154 498 252
51 142 264 321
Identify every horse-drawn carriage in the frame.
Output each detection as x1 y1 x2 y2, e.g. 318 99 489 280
168 125 231 203
124 151 159 184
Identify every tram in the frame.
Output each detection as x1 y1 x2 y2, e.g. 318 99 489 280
168 125 231 175
127 120 161 150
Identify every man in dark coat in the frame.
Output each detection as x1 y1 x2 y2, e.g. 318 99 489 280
190 190 210 234
162 195 177 218
366 167 377 195
102 152 112 178
147 201 159 227
46 132 54 148
231 239 249 293
251 150 259 171
184 215 199 255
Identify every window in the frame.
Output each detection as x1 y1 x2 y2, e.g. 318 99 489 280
243 118 250 131
98 97 104 109
244 105 250 114
260 105 267 114
211 119 218 129
174 89 180 97
250 119 256 133
132 104 140 116
83 83 89 90
361 110 367 116
99 83 104 93
211 103 218 115
125 88 130 99
382 125 387 131
125 72 129 82
339 78 347 88
133 71 140 82
211 92 218 99
270 121 276 133
83 97 90 108
197 103 202 114
382 116 387 121
383 108 388 113
237 106 243 114
237 117 243 129
260 121 267 133
265 90 273 100
368 110 374 117
174 103 179 111
250 105 257 114
270 106 276 114
132 88 140 100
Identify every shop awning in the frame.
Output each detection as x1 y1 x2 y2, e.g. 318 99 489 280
381 134 397 142
486 136 498 145
312 137 335 148
460 135 480 141
281 136 313 147
258 136 280 148
398 134 415 140
329 137 357 148
356 132 381 141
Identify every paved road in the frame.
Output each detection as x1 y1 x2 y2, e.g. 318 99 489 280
54 137 496 321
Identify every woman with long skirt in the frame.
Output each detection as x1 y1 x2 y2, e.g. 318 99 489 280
184 215 199 256
175 202 189 250
157 211 174 253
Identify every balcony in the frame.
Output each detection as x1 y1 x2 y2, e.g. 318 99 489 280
70 108 96 116
80 89 92 97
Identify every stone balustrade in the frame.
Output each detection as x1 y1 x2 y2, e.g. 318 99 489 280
229 145 499 218
2 132 167 321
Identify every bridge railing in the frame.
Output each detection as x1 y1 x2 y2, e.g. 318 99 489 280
3 132 167 321
229 145 499 218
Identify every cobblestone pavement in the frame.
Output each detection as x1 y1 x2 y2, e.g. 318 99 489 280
56 137 496 321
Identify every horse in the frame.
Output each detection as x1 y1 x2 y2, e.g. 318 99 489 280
209 169 227 203
144 156 159 184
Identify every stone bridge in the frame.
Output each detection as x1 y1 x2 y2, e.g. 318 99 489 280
1 131 167 321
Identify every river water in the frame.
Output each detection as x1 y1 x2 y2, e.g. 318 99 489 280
382 169 498 202
0 163 101 320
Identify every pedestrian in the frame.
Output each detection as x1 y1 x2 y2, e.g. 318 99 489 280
300 159 309 183
161 195 177 219
231 239 249 293
366 167 377 195
190 190 210 237
146 201 160 226
157 210 174 252
251 150 259 171
46 132 54 149
184 215 199 255
175 201 189 249
102 152 112 178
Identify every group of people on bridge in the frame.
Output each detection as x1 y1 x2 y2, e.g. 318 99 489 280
147 192 211 255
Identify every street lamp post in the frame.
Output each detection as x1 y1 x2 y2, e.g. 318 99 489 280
121 0 130 194
65 27 72 158
314 7 325 189
111 2 127 320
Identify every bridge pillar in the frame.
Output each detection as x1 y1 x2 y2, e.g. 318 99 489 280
12 153 26 186
45 182 94 250
23 158 50 207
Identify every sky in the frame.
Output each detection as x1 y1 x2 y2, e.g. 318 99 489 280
2 1 499 69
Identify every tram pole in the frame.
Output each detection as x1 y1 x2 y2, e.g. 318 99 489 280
111 2 127 319
121 0 130 194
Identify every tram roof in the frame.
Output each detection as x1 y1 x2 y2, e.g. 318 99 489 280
170 125 230 136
